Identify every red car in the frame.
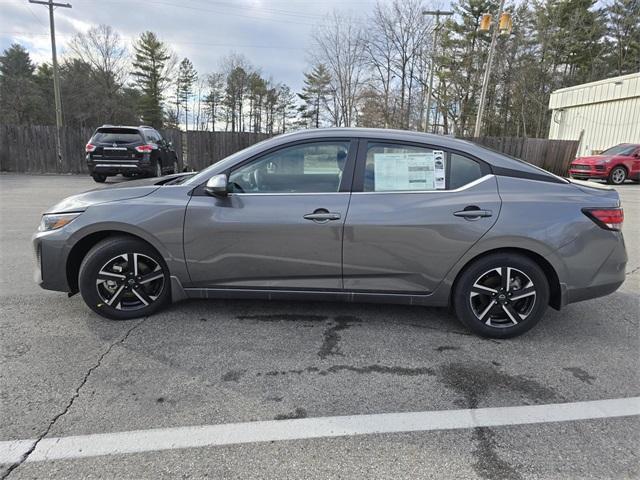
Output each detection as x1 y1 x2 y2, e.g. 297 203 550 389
569 143 640 185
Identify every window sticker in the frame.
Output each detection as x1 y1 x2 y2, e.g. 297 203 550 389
433 150 446 189
373 151 446 191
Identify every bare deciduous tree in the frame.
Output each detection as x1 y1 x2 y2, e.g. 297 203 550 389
311 11 367 127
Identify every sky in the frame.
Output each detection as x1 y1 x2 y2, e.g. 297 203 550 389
0 0 388 92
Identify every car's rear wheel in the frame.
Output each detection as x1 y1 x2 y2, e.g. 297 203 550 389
453 253 549 338
607 166 627 185
79 236 170 320
92 174 107 183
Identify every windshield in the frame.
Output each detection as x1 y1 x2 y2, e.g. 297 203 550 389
601 144 636 156
92 128 143 144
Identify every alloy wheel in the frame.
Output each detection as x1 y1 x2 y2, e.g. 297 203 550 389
96 253 165 311
611 168 626 184
469 267 536 328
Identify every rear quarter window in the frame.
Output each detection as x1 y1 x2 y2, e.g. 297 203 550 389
92 129 143 144
449 153 483 189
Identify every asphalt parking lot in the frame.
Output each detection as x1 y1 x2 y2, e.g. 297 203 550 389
0 174 638 479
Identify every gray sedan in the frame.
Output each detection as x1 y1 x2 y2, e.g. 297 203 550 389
33 128 627 338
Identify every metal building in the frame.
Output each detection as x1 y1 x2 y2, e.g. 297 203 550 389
548 72 640 157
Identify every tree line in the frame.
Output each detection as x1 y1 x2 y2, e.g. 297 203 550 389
0 26 297 134
301 0 639 137
0 0 638 138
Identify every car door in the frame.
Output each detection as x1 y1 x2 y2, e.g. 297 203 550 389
342 139 501 294
183 139 356 290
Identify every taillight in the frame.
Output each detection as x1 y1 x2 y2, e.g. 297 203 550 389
582 208 624 231
85 143 96 152
135 144 154 153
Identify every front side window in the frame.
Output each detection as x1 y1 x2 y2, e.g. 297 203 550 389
364 143 446 192
228 141 350 193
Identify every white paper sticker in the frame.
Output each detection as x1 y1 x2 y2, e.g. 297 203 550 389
373 151 445 191
433 150 446 189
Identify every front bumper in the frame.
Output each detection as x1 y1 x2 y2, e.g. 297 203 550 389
32 229 72 292
569 165 607 180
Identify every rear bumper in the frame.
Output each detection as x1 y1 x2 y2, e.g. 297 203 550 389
559 231 627 307
89 164 151 176
87 155 151 176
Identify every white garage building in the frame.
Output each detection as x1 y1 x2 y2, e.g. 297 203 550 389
548 72 640 157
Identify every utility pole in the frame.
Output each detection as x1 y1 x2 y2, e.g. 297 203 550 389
422 10 453 133
473 0 505 138
29 0 72 168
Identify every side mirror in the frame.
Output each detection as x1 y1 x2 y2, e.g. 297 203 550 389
205 174 229 197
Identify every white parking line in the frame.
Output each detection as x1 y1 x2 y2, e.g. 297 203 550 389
1 397 638 465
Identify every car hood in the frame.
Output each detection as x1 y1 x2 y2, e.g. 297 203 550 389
43 174 191 214
572 155 610 164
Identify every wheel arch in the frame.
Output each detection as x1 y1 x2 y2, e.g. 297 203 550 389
450 247 562 310
66 230 165 293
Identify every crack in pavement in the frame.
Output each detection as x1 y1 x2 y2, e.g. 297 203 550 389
0 318 147 479
626 265 640 276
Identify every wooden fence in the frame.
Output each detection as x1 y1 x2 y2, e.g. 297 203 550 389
469 136 580 176
0 125 186 174
0 124 579 176
185 131 270 171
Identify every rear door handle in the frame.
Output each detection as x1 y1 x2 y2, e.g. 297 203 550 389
304 211 341 222
453 208 493 219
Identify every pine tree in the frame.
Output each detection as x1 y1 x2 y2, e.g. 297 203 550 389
607 0 640 75
205 72 224 131
0 44 40 124
131 31 173 127
297 64 331 128
177 57 197 130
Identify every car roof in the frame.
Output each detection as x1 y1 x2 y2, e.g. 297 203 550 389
268 127 555 176
96 125 155 131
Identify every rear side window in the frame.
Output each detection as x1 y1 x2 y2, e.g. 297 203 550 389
92 128 142 144
143 129 161 142
363 143 446 192
362 142 484 192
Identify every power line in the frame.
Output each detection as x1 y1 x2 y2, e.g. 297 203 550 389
1 31 307 50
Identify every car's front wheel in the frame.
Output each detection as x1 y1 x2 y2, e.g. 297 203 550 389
452 253 549 338
78 236 170 320
607 166 627 185
92 174 107 183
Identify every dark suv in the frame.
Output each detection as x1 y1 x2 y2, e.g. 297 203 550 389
85 125 179 182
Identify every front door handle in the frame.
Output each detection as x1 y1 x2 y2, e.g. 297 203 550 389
304 210 341 223
453 207 493 219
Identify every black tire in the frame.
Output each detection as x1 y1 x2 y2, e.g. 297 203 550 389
452 253 549 339
607 166 627 185
78 236 170 320
92 174 107 183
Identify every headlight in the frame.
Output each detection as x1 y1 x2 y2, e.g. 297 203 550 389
38 212 82 232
